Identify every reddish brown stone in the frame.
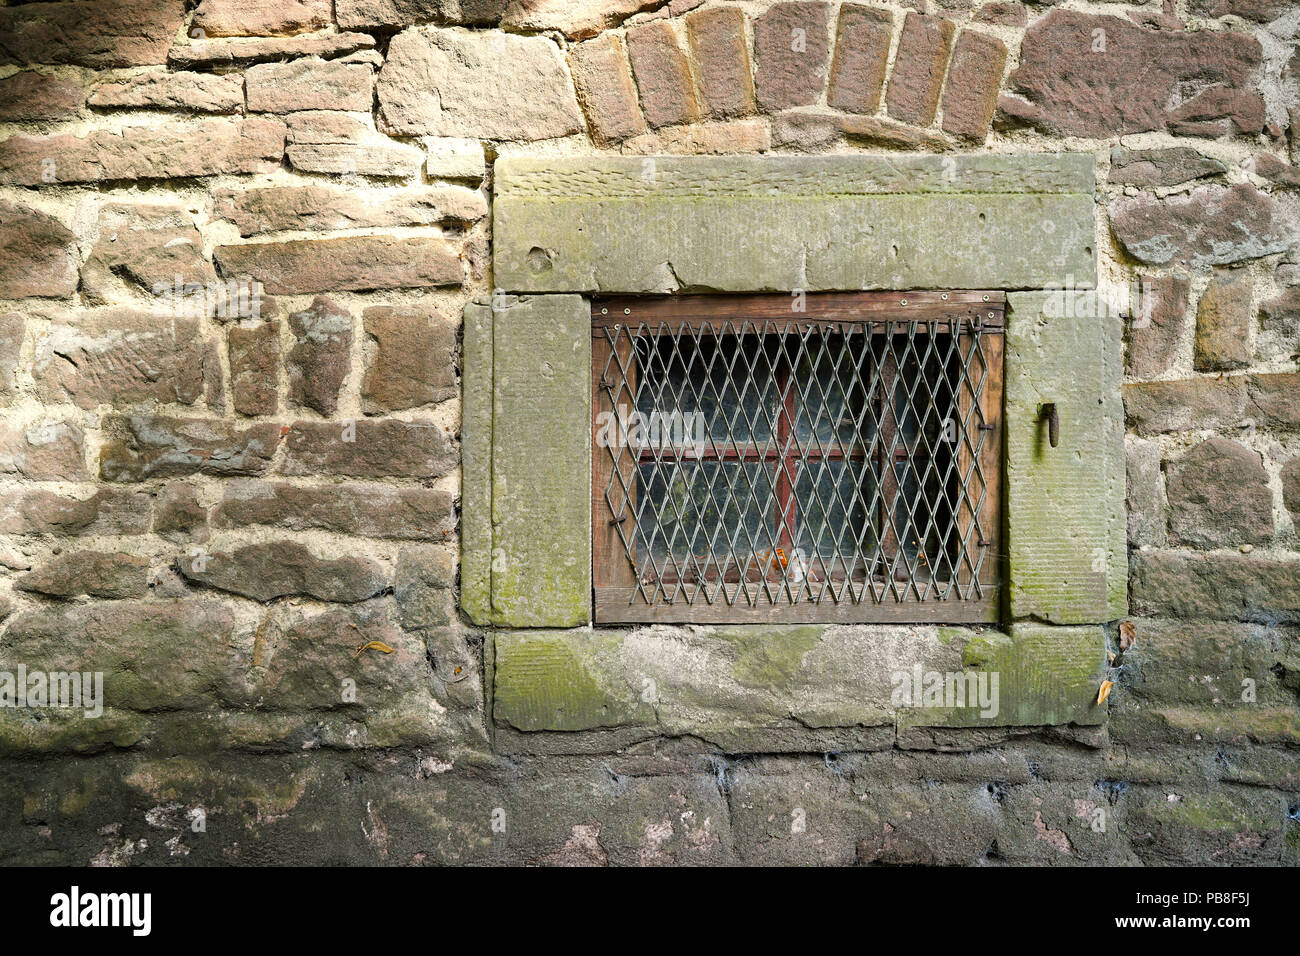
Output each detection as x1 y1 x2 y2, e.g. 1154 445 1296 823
841 114 949 150
228 320 281 417
885 12 955 127
81 203 217 306
287 297 353 417
0 118 286 185
571 33 646 144
939 30 1006 142
152 482 210 544
284 111 424 177
0 488 152 536
685 6 755 119
215 236 463 294
1251 153 1300 189
0 0 185 68
0 421 87 481
1123 377 1246 435
1194 269 1254 372
0 71 84 121
973 2 1026 27
279 420 456 479
1166 84 1265 138
1246 372 1300 429
215 479 455 541
167 31 375 69
826 5 892 114
193 0 332 37
99 415 281 482
1282 458 1300 524
1002 11 1260 138
246 58 374 113
179 540 387 604
1107 147 1226 188
0 200 77 299
1166 437 1273 548
1188 0 1291 22
361 306 457 412
88 71 244 113
1126 275 1189 379
18 551 150 600
625 20 698 128
754 2 833 112
213 184 486 236
37 310 221 411
1109 184 1290 270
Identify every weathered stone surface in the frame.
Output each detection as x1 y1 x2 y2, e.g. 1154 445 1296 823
1126 274 1188 379
179 540 386 603
1001 11 1261 138
167 31 375 69
0 118 286 185
939 30 1006 142
826 4 892 114
246 58 373 113
215 479 454 540
228 320 280 417
88 71 243 113
1282 458 1300 524
460 301 493 625
1246 372 1300 429
1126 438 1166 549
361 306 457 412
494 155 1095 293
215 236 462 294
193 0 331 36
1 601 241 711
216 181 481 235
1166 438 1273 549
570 34 646 144
625 19 698 128
685 6 755 119
99 415 281 481
1193 269 1253 371
1109 184 1292 270
284 111 424 177
1251 153 1300 189
840 114 949 150
1132 551 1300 623
36 311 220 411
1108 147 1226 188
0 200 77 300
489 296 591 628
0 313 22 397
500 0 657 37
885 12 954 127
152 482 209 544
1006 292 1126 623
623 118 772 154
754 2 832 112
973 1 1025 26
1258 286 1300 356
279 420 456 479
378 29 582 140
0 71 84 121
0 488 151 536
425 138 486 180
1124 377 1246 435
287 297 353 416
1166 85 1265 138
80 203 217 305
0 0 185 68
18 552 149 600
394 548 456 630
0 421 87 481
770 109 842 150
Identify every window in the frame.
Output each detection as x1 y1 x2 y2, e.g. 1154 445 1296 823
592 293 1004 623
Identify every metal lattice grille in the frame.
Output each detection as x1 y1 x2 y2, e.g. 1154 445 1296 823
592 293 1004 624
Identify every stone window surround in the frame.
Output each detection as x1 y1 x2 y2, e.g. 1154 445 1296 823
463 153 1126 752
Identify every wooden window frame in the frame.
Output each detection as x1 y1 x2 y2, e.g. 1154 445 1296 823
591 291 1005 625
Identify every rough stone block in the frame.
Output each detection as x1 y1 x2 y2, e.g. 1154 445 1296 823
278 419 456 479
570 33 646 144
939 30 1006 142
287 297 353 416
246 58 374 113
215 236 462 294
625 19 698 128
826 4 892 114
753 2 833 112
361 306 457 412
215 479 454 541
885 12 954 127
0 200 78 299
88 71 244 113
1167 437 1273 549
685 6 755 119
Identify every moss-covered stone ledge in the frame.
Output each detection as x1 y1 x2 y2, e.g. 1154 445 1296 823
489 624 1108 755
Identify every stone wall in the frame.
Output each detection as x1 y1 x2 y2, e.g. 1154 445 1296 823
0 0 1298 866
